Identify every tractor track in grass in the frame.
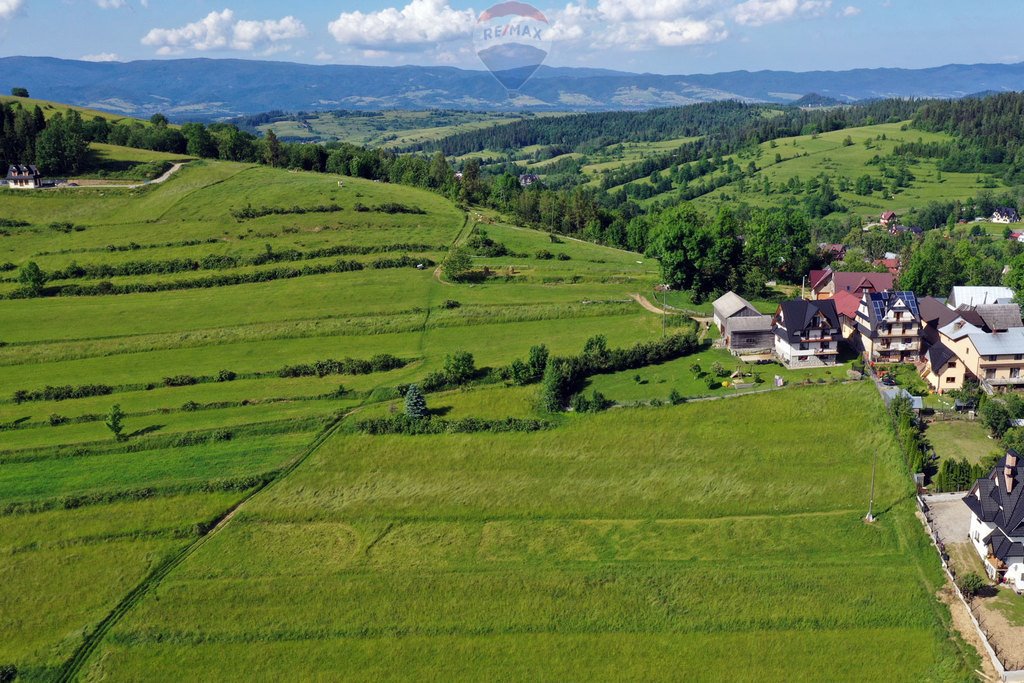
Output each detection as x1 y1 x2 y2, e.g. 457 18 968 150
54 410 350 682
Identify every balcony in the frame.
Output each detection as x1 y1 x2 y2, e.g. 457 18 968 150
984 376 1024 386
878 327 919 337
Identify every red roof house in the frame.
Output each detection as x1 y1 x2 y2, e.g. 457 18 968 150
809 268 895 299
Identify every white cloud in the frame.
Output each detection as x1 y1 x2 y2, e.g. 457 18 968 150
327 0 476 49
314 49 334 62
96 0 127 8
142 9 306 55
840 4 861 16
733 0 831 26
0 0 24 20
81 52 122 62
550 1 726 49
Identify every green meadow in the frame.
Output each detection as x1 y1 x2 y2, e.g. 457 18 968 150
0 145 979 680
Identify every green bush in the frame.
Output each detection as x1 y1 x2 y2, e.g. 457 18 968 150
956 572 986 599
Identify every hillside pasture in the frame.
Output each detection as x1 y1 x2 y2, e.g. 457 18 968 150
85 384 977 681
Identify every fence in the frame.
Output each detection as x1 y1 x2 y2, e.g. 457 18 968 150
916 494 1024 681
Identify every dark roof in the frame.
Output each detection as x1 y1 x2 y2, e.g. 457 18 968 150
891 224 924 235
927 342 956 370
857 290 921 334
6 164 39 178
918 296 959 328
964 452 1024 559
994 206 1021 220
974 304 1023 332
773 299 840 343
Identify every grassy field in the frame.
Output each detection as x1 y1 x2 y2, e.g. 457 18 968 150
924 419 1001 466
82 383 977 681
255 110 538 147
691 122 1001 222
0 145 980 680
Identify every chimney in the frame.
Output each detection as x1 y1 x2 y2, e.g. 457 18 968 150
1006 451 1018 494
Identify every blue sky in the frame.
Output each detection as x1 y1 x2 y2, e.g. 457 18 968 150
0 0 1022 74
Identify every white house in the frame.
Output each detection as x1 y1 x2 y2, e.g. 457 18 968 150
992 207 1021 224
965 450 1024 591
5 164 41 190
947 286 1015 308
772 298 841 368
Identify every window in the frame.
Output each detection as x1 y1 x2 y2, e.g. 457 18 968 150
986 369 996 379
822 342 831 350
948 361 956 369
1016 354 1023 361
989 355 998 362
1012 368 1021 379
947 376 956 383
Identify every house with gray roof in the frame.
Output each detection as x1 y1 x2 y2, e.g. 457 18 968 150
965 450 1024 591
948 286 1015 308
712 291 760 331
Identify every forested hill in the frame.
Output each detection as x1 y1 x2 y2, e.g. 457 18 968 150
409 98 925 156
912 92 1024 182
4 56 1024 117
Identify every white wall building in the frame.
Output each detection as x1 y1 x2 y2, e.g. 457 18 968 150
965 451 1024 592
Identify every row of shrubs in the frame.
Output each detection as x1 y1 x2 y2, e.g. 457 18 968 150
9 356 402 403
278 354 406 378
12 384 113 404
0 471 272 516
353 202 425 214
36 237 221 257
12 256 433 298
354 414 550 435
43 243 441 281
231 203 343 220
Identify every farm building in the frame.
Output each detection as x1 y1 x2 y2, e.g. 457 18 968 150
992 207 1021 224
854 290 922 364
712 291 760 331
722 315 774 356
5 164 41 189
772 298 840 368
965 451 1024 592
809 268 894 299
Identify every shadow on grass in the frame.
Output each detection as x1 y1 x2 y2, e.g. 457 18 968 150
127 424 164 438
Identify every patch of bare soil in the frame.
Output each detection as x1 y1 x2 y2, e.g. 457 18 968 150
936 585 1000 681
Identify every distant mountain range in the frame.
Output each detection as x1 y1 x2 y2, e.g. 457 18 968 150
3 56 1024 120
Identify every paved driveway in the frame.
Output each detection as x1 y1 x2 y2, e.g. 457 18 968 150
923 491 972 544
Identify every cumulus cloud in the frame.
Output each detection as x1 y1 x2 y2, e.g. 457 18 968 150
549 0 727 49
840 5 861 16
81 52 122 61
142 9 306 55
0 0 24 20
327 0 476 49
733 0 831 26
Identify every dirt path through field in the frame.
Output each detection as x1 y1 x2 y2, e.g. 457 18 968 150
68 162 187 189
629 293 668 315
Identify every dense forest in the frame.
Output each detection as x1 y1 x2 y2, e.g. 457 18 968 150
912 92 1024 182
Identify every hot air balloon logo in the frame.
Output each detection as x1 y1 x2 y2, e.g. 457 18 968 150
473 2 552 93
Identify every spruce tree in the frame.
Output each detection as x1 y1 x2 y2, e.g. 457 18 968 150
404 384 428 420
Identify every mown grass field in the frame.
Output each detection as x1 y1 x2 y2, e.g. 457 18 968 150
84 384 976 681
0 148 979 680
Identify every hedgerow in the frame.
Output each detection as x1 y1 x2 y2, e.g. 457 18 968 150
354 414 550 435
232 203 343 220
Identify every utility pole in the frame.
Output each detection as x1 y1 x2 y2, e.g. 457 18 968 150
655 284 669 337
865 449 878 523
